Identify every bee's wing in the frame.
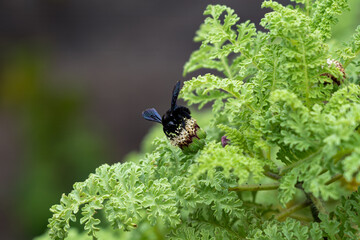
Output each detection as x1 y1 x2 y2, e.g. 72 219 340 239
171 81 181 111
142 108 162 123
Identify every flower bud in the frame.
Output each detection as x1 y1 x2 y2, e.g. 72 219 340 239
221 136 230 147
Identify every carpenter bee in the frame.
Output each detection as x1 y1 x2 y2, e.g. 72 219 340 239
142 81 204 149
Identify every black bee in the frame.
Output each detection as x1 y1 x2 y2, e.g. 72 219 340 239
142 81 201 149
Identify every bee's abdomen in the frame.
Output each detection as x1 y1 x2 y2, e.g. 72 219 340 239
169 118 200 149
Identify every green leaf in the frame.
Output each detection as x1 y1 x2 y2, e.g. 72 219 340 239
190 141 264 184
312 0 350 40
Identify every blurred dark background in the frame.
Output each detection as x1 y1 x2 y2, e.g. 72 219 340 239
0 0 358 239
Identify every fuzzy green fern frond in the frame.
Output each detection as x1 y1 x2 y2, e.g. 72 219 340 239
278 157 341 205
248 218 323 240
312 0 350 40
261 1 336 105
218 124 249 152
319 188 360 239
183 5 240 76
189 141 265 184
265 89 316 152
181 74 240 109
48 159 181 240
264 87 360 203
183 5 259 79
338 25 360 68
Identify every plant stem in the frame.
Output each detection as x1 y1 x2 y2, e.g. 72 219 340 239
229 183 280 192
264 170 281 181
325 173 342 185
307 192 343 240
300 36 310 107
245 103 257 113
305 0 310 16
221 57 233 79
275 201 311 221
271 58 277 92
289 213 313 222
333 149 352 164
308 193 328 215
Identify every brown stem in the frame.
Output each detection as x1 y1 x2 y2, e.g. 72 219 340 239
325 174 342 185
288 213 313 223
264 171 281 181
229 183 280 192
275 201 311 221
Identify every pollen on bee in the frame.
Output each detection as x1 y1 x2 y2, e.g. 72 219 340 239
170 118 199 148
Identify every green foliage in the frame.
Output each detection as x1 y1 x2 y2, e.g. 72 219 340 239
312 0 350 39
248 218 324 240
36 223 168 240
319 189 360 239
190 141 265 184
46 1 360 239
261 1 336 104
338 25 360 80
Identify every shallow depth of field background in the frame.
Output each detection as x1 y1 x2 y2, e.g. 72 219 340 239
0 0 359 239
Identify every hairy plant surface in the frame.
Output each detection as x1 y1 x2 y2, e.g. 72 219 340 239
45 1 360 239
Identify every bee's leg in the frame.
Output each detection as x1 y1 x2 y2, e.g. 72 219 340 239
164 129 171 139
